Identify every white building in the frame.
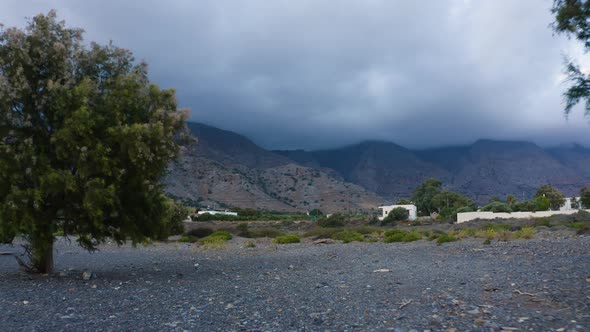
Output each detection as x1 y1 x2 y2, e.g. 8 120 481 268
196 210 238 216
560 197 581 211
378 204 417 221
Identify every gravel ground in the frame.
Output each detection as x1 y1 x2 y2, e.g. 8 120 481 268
1 235 589 331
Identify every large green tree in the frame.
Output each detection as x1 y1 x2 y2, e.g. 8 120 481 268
411 178 442 216
534 185 566 210
0 11 189 273
552 0 590 116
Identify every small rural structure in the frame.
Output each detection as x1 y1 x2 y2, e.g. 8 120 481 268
560 197 581 211
378 204 417 221
196 210 238 216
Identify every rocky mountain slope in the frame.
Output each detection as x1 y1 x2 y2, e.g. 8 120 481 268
166 122 590 209
164 123 384 213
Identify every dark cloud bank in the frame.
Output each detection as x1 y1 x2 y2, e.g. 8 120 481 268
2 0 589 150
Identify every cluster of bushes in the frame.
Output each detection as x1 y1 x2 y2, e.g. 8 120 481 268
317 213 346 227
381 207 409 225
383 229 422 243
273 234 300 244
179 228 232 244
235 223 285 238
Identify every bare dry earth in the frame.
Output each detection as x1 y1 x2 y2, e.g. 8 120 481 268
0 234 589 331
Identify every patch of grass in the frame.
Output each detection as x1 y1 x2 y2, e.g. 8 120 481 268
178 235 199 243
452 228 476 239
304 227 340 239
200 230 233 245
332 230 364 243
244 240 256 248
273 234 301 244
534 217 552 228
435 233 457 244
247 227 285 238
53 230 65 236
383 229 422 243
567 221 588 230
200 236 227 246
475 228 496 240
495 230 513 242
351 226 381 235
483 238 492 245
514 227 536 239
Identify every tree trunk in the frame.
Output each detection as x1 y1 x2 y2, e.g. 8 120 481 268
30 227 54 274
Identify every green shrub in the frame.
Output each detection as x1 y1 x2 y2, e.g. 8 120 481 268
481 202 512 213
184 227 214 238
533 196 550 211
247 227 285 238
244 241 256 248
332 230 364 243
273 234 301 244
514 227 536 239
304 227 340 239
53 230 65 237
534 217 552 227
209 230 232 240
435 233 457 244
199 230 232 244
383 229 422 243
512 200 537 212
178 235 199 243
382 207 409 225
567 221 589 230
452 228 476 239
317 213 346 227
236 223 250 237
351 226 381 234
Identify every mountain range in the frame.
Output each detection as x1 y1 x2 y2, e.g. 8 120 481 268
164 122 590 212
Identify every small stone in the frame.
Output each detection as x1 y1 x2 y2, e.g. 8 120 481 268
466 309 480 315
226 303 234 309
82 271 93 281
23 301 29 305
373 269 391 273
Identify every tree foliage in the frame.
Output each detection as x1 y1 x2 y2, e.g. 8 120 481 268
581 186 590 208
382 207 409 225
411 178 442 216
0 11 189 272
481 202 513 213
535 185 566 210
431 191 476 213
395 198 412 205
552 0 590 117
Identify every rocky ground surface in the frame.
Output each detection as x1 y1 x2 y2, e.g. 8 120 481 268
1 235 589 331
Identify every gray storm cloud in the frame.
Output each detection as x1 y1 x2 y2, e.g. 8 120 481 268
1 0 588 149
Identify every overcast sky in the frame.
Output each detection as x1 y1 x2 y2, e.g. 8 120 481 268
2 0 590 149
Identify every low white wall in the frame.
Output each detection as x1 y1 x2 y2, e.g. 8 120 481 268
457 209 590 223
